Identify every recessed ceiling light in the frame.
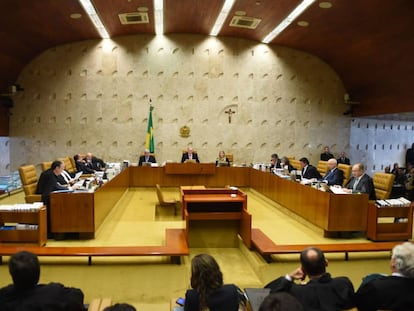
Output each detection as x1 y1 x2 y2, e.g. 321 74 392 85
70 13 82 19
235 10 246 16
319 2 332 9
137 6 148 12
297 20 309 27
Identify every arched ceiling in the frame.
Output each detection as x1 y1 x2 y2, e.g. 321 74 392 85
1 0 414 119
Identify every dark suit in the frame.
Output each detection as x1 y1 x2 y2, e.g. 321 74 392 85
0 282 84 311
355 274 414 311
265 273 355 311
138 155 156 166
302 165 322 180
75 160 94 174
320 152 334 161
337 157 350 165
181 153 200 163
84 156 105 171
270 159 281 170
184 284 241 311
323 168 344 186
345 174 376 200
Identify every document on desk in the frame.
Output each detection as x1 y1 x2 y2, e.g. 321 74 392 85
329 186 349 194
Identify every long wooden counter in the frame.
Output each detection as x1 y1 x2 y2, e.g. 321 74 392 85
49 165 369 237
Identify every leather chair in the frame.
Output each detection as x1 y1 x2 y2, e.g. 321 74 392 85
226 153 233 165
59 157 76 173
317 160 328 176
155 184 178 215
338 163 352 186
290 159 302 170
373 172 395 200
41 161 52 171
18 165 42 203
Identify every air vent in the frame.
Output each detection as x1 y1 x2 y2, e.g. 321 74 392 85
229 16 261 29
118 12 149 25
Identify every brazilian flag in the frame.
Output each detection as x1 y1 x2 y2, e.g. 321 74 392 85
145 106 155 153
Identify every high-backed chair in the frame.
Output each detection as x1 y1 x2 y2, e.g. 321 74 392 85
317 160 328 176
155 184 178 215
226 153 233 165
41 161 52 171
59 157 76 173
338 163 352 186
373 172 395 200
290 159 302 170
18 165 42 203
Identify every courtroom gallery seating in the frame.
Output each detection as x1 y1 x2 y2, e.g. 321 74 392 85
155 184 178 215
18 164 42 203
373 172 395 200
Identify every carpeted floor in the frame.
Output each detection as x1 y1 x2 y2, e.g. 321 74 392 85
0 188 396 310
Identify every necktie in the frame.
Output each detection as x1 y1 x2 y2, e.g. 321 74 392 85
353 178 359 191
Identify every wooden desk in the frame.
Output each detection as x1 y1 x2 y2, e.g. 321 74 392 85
249 169 369 234
182 188 251 248
165 163 216 174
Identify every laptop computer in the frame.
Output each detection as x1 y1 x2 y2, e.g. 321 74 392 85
244 288 270 311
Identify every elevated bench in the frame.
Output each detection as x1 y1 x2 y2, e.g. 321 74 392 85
251 228 403 262
0 228 188 265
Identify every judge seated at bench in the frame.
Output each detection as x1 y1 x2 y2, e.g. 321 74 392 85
181 146 200 163
138 149 157 166
215 151 230 167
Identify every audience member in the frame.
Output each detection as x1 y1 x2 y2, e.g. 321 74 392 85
74 154 95 174
270 154 281 170
391 162 400 176
181 146 200 163
405 166 414 200
138 149 156 166
265 247 355 311
406 142 414 167
355 242 414 311
215 151 230 167
280 157 294 173
183 253 245 311
0 251 84 310
259 292 303 311
36 160 78 236
299 157 321 180
320 146 334 161
84 152 106 171
322 158 344 186
337 151 350 165
384 165 391 174
104 303 136 311
343 163 376 200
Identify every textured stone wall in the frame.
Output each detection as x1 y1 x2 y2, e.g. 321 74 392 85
9 34 350 170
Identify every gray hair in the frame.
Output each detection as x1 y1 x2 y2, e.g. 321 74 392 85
392 242 414 278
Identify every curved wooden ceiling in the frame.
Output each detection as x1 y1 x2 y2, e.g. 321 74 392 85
1 0 413 118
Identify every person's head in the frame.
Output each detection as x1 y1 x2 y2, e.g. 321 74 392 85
280 156 290 166
218 151 225 159
393 162 399 169
327 158 337 170
390 242 414 278
384 166 391 173
187 146 193 155
259 292 303 311
51 160 64 175
270 154 279 165
323 146 330 153
299 157 309 168
103 303 136 311
340 151 346 158
144 149 150 157
351 163 365 178
9 251 40 290
190 253 223 310
300 247 327 278
86 152 93 161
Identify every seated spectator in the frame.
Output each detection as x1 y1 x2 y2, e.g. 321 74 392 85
270 154 281 170
395 167 407 185
355 242 414 311
391 162 400 176
322 158 344 186
320 146 334 161
74 154 94 174
84 152 106 171
259 292 303 311
216 151 230 167
181 146 200 163
104 303 136 311
265 247 355 311
280 157 294 173
343 163 376 200
299 157 321 180
183 253 245 311
0 251 84 310
138 149 157 166
384 165 391 174
405 166 414 200
337 151 350 165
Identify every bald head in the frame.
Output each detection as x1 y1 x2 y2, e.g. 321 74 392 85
327 158 337 170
